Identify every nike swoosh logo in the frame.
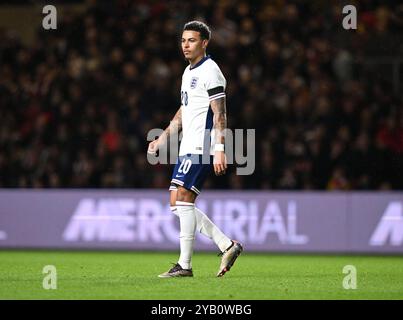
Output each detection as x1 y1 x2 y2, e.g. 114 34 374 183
176 175 184 178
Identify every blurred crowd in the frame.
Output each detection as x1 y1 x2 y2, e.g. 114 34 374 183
1 0 403 190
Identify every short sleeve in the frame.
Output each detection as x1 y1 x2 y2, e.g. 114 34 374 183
206 65 226 102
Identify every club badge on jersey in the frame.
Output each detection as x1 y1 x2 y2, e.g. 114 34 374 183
190 77 198 89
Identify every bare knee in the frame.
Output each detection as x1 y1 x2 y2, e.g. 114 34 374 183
176 186 197 203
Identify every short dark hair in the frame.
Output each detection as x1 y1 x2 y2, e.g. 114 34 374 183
183 21 211 41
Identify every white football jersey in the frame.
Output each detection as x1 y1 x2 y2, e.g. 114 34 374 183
179 55 226 156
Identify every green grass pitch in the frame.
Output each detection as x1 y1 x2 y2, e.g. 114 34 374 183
0 250 402 299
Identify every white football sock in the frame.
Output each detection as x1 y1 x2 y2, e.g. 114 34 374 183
194 206 232 253
176 201 196 270
171 205 232 253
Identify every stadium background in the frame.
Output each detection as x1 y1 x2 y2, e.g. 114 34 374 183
1 0 403 190
1 0 403 299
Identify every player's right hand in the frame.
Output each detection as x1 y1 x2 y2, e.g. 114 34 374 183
147 139 159 155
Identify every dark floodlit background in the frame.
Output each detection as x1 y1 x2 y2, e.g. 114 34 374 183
1 0 403 190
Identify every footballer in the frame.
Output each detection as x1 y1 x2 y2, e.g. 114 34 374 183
148 21 243 278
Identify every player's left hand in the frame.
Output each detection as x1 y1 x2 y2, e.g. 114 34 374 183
213 151 227 176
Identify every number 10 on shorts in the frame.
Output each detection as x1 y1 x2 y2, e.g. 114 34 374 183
178 159 192 174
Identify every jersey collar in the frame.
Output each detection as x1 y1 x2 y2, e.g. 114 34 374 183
189 55 211 70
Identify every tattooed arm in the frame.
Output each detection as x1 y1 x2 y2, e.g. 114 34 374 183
210 97 227 176
148 106 182 154
160 106 183 144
